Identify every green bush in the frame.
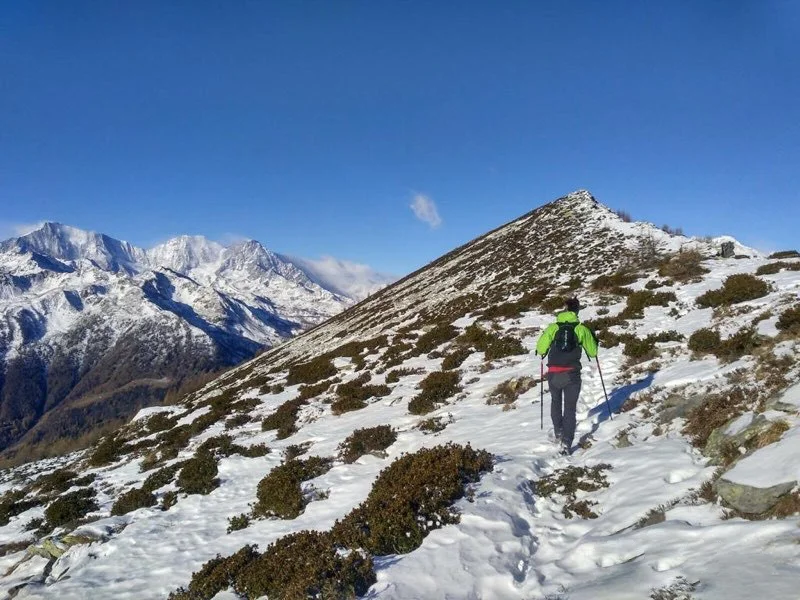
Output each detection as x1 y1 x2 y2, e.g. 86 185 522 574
286 357 338 386
623 337 657 361
33 469 81 494
696 274 769 308
146 412 178 433
776 305 800 335
253 457 333 519
621 290 677 318
385 367 420 383
768 250 800 259
261 398 307 439
44 488 98 528
455 324 526 360
339 426 397 464
539 295 567 313
408 371 460 415
171 444 493 600
224 414 251 430
0 490 41 527
591 271 638 290
683 387 749 447
756 262 783 275
716 327 760 362
479 290 548 320
417 416 451 434
332 443 493 554
177 450 220 495
227 513 250 533
297 379 336 401
688 328 721 354
416 323 459 354
111 487 157 516
142 463 184 493
197 434 270 459
657 250 709 281
87 434 128 467
441 347 472 370
330 396 367 415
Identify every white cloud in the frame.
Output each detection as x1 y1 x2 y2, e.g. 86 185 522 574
410 193 442 229
0 221 46 241
283 254 397 302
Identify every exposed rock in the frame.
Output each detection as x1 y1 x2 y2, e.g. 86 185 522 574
658 393 706 423
715 478 796 514
704 413 775 465
27 538 66 560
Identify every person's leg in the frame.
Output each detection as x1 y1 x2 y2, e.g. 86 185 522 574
561 372 582 449
548 373 564 439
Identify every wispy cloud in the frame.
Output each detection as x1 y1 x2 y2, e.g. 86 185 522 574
282 254 397 301
0 221 46 241
410 193 442 229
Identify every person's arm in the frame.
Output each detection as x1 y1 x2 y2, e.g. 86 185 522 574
535 323 558 356
576 324 598 358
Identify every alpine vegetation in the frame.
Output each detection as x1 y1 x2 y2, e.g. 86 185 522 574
1 190 799 600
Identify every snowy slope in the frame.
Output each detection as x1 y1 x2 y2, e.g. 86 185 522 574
1 190 798 600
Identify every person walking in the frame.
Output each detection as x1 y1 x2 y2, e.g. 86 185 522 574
535 297 598 455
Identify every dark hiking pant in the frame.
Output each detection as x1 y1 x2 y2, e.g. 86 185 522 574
548 370 581 448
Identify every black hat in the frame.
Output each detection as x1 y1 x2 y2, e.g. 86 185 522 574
566 297 583 313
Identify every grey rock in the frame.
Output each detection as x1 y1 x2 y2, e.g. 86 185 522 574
715 478 796 514
704 413 774 465
658 393 706 423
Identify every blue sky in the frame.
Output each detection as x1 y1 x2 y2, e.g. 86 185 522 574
2 1 798 275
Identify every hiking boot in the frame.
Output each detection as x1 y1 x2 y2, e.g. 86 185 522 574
559 442 572 456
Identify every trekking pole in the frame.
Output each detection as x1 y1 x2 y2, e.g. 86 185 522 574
540 359 544 429
596 357 612 420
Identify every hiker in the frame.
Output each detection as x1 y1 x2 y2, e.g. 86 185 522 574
535 297 598 455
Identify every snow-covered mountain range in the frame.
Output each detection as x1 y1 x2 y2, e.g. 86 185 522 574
0 223 391 464
2 190 799 599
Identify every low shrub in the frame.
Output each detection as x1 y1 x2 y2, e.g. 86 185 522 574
332 443 493 554
339 426 397 464
87 433 128 467
224 414 251 430
776 305 800 335
715 327 760 362
142 462 184 493
262 398 307 439
591 271 638 290
688 328 720 354
455 324 526 360
33 469 81 494
415 323 459 354
683 387 749 448
534 464 611 520
286 357 338 386
487 377 537 405
417 415 451 434
284 442 312 461
385 367 421 383
0 490 41 527
162 491 178 510
227 513 250 533
696 274 769 308
297 379 336 401
177 450 220 495
198 434 270 459
146 412 178 433
331 377 391 416
44 488 98 529
657 250 709 281
768 250 800 259
623 337 657 362
479 290 548 321
111 487 157 516
253 457 333 519
171 444 493 600
621 290 677 318
441 346 472 370
408 371 460 415
540 295 567 313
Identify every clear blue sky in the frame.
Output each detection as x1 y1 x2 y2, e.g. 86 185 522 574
2 1 798 274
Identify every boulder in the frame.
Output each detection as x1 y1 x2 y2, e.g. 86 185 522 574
715 478 796 514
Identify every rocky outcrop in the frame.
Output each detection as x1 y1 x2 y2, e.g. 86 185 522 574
715 478 796 514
